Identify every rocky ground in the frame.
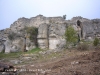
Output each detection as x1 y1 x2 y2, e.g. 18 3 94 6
0 49 100 75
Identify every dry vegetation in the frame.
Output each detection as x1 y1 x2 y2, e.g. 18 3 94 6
0 42 100 75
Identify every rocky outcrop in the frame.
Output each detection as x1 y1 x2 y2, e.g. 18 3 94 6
0 15 100 53
0 38 6 52
10 17 30 33
37 23 49 49
66 16 100 41
0 44 4 52
0 15 66 53
37 23 67 50
49 23 66 50
10 15 65 33
10 38 23 52
4 39 11 53
26 38 36 50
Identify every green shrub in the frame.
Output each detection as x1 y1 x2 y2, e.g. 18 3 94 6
25 27 38 47
93 38 99 46
26 48 41 54
65 25 78 47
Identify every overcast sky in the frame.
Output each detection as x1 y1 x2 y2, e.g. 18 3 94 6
0 0 100 30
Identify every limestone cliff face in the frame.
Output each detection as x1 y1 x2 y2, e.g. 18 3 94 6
0 15 100 53
10 17 30 33
67 16 100 40
37 23 67 50
0 15 66 53
37 23 49 49
49 23 66 50
10 15 65 33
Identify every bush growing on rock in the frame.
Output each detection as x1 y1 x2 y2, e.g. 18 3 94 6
25 27 38 47
25 27 38 39
65 25 78 47
93 37 99 46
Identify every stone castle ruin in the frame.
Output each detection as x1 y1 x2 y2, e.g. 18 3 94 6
0 15 100 53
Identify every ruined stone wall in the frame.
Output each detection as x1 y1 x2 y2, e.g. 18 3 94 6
37 23 67 50
0 15 100 53
66 16 100 41
10 15 65 31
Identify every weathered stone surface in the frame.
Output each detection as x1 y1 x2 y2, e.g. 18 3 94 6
56 39 66 50
49 23 66 37
37 23 67 50
67 17 100 40
29 15 47 28
0 38 6 53
10 45 19 52
38 23 49 39
4 39 11 53
10 15 65 32
37 23 49 49
10 17 30 33
26 38 36 50
0 15 100 53
49 38 59 50
49 23 66 50
0 44 4 52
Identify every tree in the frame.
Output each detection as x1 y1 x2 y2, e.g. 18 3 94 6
63 15 66 19
65 25 78 47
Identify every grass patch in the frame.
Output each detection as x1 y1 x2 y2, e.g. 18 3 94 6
25 48 42 54
0 48 42 59
0 52 22 59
